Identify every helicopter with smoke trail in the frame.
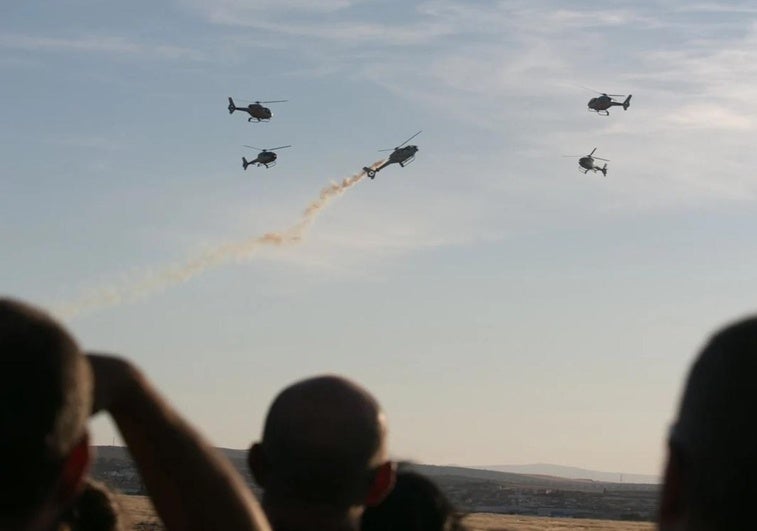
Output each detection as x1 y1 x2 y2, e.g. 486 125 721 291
363 131 421 179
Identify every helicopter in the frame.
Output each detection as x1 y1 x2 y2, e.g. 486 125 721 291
242 145 291 170
363 131 422 179
587 91 631 116
564 148 609 176
228 97 287 122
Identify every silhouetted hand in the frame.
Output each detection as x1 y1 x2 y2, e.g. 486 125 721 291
86 353 142 415
84 353 271 531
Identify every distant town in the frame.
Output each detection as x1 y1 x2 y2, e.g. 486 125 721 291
92 447 658 522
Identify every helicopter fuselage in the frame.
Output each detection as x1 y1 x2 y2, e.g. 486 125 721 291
579 156 596 171
588 95 613 111
244 104 272 120
388 145 418 165
588 94 631 115
372 145 419 173
254 151 277 165
243 152 277 169
230 104 271 121
228 97 281 122
578 156 607 176
243 146 290 170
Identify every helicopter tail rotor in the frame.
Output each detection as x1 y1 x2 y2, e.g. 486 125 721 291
228 97 236 114
600 163 608 177
363 167 377 179
242 157 251 170
623 94 632 110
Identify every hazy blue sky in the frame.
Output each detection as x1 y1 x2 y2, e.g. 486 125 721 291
4 0 757 476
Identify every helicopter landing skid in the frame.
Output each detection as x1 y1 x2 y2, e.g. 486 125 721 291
399 155 416 168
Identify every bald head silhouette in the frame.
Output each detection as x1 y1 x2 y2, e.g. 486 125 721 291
660 317 757 530
248 375 394 530
0 298 92 527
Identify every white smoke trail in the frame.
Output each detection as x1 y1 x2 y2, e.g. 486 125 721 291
53 162 383 320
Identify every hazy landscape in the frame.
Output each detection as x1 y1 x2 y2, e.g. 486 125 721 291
94 446 657 529
118 495 654 531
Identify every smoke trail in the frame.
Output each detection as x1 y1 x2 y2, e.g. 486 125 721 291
53 162 383 320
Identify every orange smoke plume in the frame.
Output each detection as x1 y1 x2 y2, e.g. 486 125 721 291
54 162 382 319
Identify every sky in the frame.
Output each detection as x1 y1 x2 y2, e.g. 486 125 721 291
4 0 757 477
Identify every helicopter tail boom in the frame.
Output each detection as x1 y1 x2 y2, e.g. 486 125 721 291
364 160 391 179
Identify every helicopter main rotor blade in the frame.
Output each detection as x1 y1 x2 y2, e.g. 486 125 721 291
243 145 264 150
238 99 287 104
268 145 292 151
378 148 395 152
578 84 604 95
594 157 610 161
580 85 626 97
561 155 582 158
396 130 422 148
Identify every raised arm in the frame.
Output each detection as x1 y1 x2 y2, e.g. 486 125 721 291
87 354 270 531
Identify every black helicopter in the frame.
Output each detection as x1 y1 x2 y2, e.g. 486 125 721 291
363 131 422 179
564 148 609 176
242 145 291 170
228 97 287 122
587 91 631 116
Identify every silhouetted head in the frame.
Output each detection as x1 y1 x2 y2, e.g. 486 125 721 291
660 317 757 530
362 467 467 531
248 375 394 520
0 298 92 529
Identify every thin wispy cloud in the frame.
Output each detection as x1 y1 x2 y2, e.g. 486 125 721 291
186 0 495 46
182 0 360 16
675 2 757 14
191 0 663 47
209 17 455 46
666 104 753 130
0 33 205 60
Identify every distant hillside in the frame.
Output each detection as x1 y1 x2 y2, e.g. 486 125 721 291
91 446 658 520
92 447 658 487
480 464 659 484
408 463 598 490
